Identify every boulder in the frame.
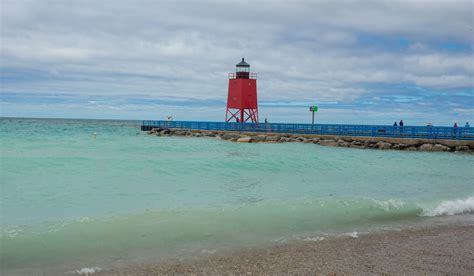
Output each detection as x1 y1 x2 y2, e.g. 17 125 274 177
397 144 408 150
337 139 350 147
376 141 392 149
236 136 252 143
455 145 470 152
406 146 418 151
312 138 320 144
419 143 434 151
367 142 378 149
350 140 366 149
351 140 363 146
296 136 306 142
148 127 162 134
252 135 268 142
394 144 407 150
266 135 280 142
319 139 338 147
364 140 376 147
222 133 240 140
160 129 170 135
432 144 450 152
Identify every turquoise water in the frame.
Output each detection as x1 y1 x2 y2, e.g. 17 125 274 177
1 118 473 272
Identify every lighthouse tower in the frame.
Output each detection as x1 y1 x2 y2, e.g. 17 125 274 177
225 58 259 123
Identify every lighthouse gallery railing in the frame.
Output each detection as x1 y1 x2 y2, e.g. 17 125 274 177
141 120 474 140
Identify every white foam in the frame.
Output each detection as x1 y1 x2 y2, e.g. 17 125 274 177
271 237 287 243
422 196 474 216
0 226 23 239
200 249 217 254
46 222 69 233
71 267 102 275
5 229 22 239
77 217 91 223
303 236 325 242
373 199 405 211
345 231 359 238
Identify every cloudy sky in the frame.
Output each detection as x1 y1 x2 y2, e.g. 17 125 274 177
1 0 473 125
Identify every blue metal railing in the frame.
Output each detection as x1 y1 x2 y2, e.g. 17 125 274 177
141 120 474 140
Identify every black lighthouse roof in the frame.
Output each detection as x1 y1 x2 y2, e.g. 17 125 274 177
236 58 250 67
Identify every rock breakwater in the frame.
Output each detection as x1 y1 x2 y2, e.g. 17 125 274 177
147 128 474 153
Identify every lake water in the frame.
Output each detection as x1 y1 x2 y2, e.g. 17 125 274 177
1 117 473 273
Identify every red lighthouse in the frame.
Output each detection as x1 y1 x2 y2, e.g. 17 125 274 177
225 58 259 123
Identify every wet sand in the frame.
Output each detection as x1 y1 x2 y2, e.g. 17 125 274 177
98 224 474 275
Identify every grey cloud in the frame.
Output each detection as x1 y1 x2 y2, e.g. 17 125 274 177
1 0 472 104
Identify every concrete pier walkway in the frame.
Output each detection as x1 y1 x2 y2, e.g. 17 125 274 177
141 120 474 141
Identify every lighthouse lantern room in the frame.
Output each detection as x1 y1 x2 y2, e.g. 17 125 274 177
225 58 259 123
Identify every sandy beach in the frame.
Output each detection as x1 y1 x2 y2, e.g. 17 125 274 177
92 223 474 275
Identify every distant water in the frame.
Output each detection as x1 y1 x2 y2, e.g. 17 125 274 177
1 118 473 272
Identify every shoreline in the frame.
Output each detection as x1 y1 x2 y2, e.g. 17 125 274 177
147 127 474 153
95 223 474 275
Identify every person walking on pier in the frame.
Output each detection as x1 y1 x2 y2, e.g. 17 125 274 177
399 120 404 127
465 122 470 128
427 122 433 136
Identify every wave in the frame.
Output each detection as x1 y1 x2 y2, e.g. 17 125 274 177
1 196 473 269
68 267 102 275
3 196 474 240
421 196 474 217
3 196 473 239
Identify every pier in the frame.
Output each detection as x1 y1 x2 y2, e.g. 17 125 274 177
141 120 474 140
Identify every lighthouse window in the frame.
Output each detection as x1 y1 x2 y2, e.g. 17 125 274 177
237 67 249 73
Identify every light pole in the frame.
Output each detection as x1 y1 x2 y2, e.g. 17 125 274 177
309 105 318 126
